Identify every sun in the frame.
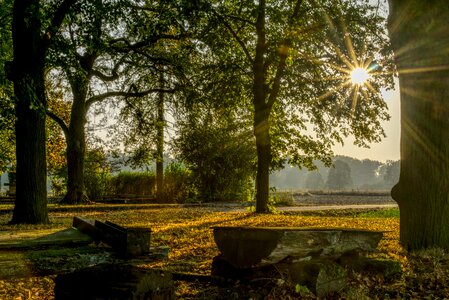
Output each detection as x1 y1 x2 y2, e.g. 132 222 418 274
350 67 371 85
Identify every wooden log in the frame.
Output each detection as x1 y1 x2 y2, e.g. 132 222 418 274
73 217 151 257
213 226 383 268
54 264 174 300
72 216 100 240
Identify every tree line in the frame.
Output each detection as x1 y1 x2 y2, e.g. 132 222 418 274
271 156 400 191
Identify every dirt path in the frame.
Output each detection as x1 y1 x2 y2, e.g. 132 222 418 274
195 202 398 213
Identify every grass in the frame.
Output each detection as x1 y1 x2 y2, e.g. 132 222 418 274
0 205 445 299
358 208 400 218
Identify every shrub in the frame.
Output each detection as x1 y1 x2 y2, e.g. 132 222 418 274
84 149 111 200
108 172 156 197
164 162 196 203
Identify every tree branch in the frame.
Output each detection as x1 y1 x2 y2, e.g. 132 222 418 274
109 34 183 52
47 110 69 138
85 88 176 109
90 55 127 82
42 0 77 51
222 13 256 26
211 10 254 65
267 0 303 109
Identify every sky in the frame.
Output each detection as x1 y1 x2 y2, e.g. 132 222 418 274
332 0 400 163
332 78 400 162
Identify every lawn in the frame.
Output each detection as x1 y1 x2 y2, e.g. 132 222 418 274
0 206 447 299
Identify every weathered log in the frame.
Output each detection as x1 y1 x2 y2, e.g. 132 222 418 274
54 264 174 300
72 216 99 239
213 226 383 268
73 217 151 257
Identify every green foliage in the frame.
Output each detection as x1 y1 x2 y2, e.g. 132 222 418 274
108 171 156 197
295 284 310 294
163 162 195 203
185 0 394 170
174 108 256 202
270 189 295 206
326 159 353 190
83 149 111 200
383 160 400 185
0 0 14 173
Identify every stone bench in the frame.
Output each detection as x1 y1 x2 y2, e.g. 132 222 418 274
212 226 399 297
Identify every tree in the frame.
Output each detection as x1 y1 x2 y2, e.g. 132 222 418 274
47 0 179 203
383 160 399 186
305 171 324 190
7 0 75 224
387 0 449 249
190 0 394 212
174 107 256 202
326 159 352 190
0 0 15 174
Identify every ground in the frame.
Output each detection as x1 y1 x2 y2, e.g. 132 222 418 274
0 195 447 299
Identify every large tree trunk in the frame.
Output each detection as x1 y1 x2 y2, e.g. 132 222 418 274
254 109 270 213
252 0 270 213
156 73 165 201
10 0 49 224
61 79 89 204
388 0 449 250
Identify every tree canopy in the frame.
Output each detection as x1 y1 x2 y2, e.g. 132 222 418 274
182 0 394 211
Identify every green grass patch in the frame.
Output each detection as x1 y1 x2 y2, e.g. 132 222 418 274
358 208 400 218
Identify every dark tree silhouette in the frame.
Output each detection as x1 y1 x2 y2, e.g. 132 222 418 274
388 0 449 249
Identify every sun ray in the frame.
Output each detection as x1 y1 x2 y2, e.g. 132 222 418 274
319 6 356 70
365 82 377 94
351 84 360 111
340 15 358 65
317 80 352 101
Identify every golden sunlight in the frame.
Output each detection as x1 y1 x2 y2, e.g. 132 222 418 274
350 67 370 85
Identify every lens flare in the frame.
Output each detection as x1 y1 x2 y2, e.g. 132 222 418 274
350 67 370 85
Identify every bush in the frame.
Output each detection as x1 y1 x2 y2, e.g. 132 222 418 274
84 149 111 200
174 113 256 202
85 170 111 200
108 172 156 197
164 162 196 203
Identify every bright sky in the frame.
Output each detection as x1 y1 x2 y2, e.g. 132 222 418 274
332 78 400 162
331 0 401 163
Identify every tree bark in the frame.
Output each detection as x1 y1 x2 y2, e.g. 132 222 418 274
61 76 89 204
156 72 165 201
252 0 270 213
10 0 49 224
388 0 449 249
254 109 270 213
